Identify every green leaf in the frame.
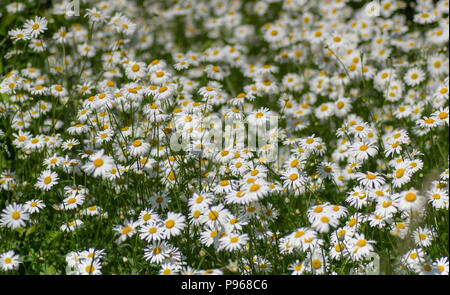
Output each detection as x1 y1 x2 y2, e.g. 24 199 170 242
26 225 37 237
15 227 25 236
41 265 57 275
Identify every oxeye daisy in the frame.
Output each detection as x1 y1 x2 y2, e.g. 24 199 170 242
1 203 29 229
330 227 355 245
125 61 146 80
317 162 339 180
433 257 449 275
219 233 249 252
84 7 108 24
350 140 378 162
8 28 30 41
311 213 339 234
391 162 412 188
306 250 328 275
346 187 370 209
216 149 235 163
426 188 449 210
404 67 426 86
375 196 398 218
35 170 59 191
368 213 391 229
23 16 48 38
82 205 102 216
242 178 269 202
60 219 83 232
214 179 235 194
163 212 186 239
356 171 385 189
264 25 286 43
432 107 449 126
95 129 114 144
416 116 440 129
402 248 425 269
144 241 171 264
396 189 425 212
229 159 249 176
159 262 181 275
6 2 25 13
67 123 90 135
0 251 21 271
334 97 352 117
137 209 160 226
349 233 375 261
405 158 423 174
289 260 306 275
77 43 95 57
61 138 80 151
224 189 251 205
62 193 85 210
412 226 436 247
414 11 437 24
315 102 334 120
82 149 115 178
205 64 228 81
128 139 150 157
329 241 349 261
77 259 102 275
282 168 307 190
200 204 230 228
114 219 139 243
149 193 171 210
24 199 45 214
200 226 224 248
188 193 213 210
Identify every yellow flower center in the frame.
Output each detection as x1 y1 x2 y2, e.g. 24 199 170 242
131 64 140 72
93 159 104 167
357 240 367 247
313 206 323 213
359 145 368 151
165 220 175 228
249 184 260 192
432 193 441 200
366 173 376 179
132 140 142 147
382 200 392 208
12 211 20 219
122 226 132 235
209 211 219 220
43 176 52 184
311 259 321 269
405 192 416 202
